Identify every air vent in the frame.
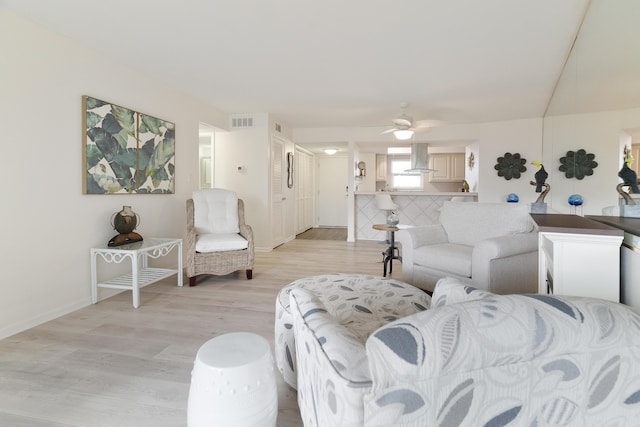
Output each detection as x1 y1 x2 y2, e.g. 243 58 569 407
231 116 254 128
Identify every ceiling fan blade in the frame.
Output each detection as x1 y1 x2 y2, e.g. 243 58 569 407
392 117 412 127
414 119 445 128
413 126 433 134
381 128 396 134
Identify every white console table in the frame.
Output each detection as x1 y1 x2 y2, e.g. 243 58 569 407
91 238 183 308
531 214 623 302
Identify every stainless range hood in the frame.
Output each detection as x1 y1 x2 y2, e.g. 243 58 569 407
405 143 436 172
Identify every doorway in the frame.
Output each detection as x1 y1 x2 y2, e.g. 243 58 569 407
317 156 348 227
198 123 216 189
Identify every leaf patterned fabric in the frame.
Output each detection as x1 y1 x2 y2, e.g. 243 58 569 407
364 280 640 426
274 273 431 389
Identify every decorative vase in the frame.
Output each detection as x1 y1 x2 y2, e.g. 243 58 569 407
506 193 519 203
108 206 143 246
387 211 399 226
112 206 139 234
568 194 583 206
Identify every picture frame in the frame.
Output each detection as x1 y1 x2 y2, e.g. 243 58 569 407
82 95 175 194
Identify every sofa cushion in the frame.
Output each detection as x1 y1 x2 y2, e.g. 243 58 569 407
431 277 495 308
413 243 472 277
195 233 248 252
192 189 239 235
439 202 534 246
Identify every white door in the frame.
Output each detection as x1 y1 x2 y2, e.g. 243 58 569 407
271 137 285 247
317 156 348 227
296 150 314 234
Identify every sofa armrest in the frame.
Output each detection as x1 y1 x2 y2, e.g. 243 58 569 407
290 289 371 426
472 232 538 260
186 199 197 276
239 223 254 249
471 232 538 293
397 225 447 285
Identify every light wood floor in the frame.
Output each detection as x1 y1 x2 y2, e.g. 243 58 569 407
0 237 396 427
295 227 347 241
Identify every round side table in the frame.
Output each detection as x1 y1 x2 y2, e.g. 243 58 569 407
372 223 403 276
187 332 278 427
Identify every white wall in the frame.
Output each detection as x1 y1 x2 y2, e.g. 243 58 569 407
0 10 227 338
543 108 640 214
214 114 297 251
214 114 270 250
465 141 480 192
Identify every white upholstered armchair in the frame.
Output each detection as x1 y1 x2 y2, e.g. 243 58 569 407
186 189 254 286
397 201 538 294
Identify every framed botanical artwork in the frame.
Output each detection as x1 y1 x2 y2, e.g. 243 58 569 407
82 96 175 194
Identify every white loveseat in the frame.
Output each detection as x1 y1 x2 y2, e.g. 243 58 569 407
290 277 640 426
396 201 538 293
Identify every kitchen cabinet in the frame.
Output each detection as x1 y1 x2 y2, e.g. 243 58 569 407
376 154 387 181
428 153 465 182
531 214 623 302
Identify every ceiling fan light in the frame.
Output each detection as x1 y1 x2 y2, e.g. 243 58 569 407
393 129 414 140
324 148 338 155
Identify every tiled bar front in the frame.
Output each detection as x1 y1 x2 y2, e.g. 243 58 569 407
355 192 477 240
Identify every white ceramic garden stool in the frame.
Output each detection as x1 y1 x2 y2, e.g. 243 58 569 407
187 332 278 427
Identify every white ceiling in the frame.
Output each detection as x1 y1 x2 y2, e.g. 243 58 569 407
3 0 639 132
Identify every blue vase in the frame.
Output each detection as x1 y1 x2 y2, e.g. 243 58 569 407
568 194 583 206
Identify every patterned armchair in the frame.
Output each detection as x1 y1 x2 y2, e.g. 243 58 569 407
290 277 640 426
186 189 254 286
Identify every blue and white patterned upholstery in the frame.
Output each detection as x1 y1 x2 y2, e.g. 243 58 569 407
364 281 640 426
274 273 431 389
290 277 640 426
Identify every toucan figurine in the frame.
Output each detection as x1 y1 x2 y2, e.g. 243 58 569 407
531 160 548 193
618 156 640 194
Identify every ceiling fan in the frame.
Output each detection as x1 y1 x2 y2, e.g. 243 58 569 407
381 102 442 140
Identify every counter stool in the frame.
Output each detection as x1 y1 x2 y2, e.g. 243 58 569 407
187 332 278 427
274 273 431 389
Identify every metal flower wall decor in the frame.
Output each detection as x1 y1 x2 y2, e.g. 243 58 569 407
559 149 598 180
495 152 527 180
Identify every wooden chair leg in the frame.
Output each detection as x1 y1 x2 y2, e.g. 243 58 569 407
189 276 197 287
246 269 253 280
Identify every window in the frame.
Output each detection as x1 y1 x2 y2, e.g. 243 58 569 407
389 155 422 190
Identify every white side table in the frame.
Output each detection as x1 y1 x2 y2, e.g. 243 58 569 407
91 238 183 308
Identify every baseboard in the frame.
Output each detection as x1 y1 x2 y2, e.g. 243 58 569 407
0 297 92 340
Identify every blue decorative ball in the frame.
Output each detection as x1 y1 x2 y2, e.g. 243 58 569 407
568 194 583 206
506 193 519 203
